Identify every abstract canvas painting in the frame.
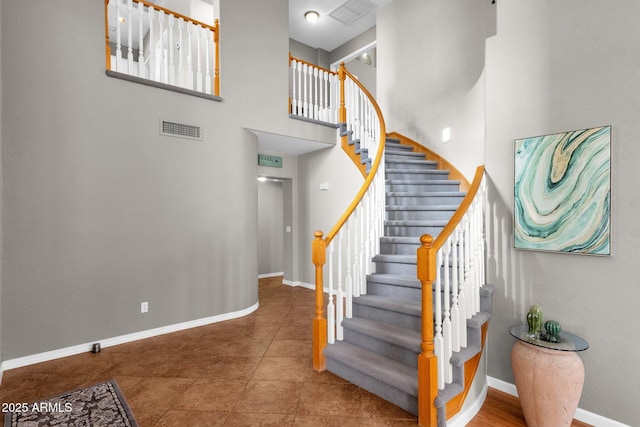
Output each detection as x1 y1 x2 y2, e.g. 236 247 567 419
514 126 611 255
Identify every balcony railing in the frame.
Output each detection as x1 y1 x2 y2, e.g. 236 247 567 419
104 0 219 97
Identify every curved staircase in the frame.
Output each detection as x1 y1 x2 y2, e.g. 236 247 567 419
323 135 494 425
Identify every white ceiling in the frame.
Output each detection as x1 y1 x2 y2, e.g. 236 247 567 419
289 0 394 52
249 129 334 156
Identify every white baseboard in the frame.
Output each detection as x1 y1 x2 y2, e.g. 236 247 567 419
487 376 631 427
258 272 284 279
0 301 260 374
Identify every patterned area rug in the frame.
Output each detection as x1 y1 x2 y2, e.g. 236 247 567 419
4 380 138 427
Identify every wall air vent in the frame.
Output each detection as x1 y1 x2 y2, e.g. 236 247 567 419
329 0 376 25
160 120 202 141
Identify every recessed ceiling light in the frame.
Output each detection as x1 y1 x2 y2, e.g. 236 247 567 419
304 10 320 23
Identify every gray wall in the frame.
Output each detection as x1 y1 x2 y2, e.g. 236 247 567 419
0 0 333 360
377 0 489 180
379 0 639 424
485 2 639 425
0 0 3 369
257 180 284 275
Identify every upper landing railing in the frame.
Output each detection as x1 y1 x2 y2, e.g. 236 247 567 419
104 0 220 97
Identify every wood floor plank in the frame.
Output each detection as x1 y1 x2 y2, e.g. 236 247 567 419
468 388 592 427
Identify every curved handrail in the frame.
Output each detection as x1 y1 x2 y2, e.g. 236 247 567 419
324 66 386 245
434 165 485 250
288 53 337 76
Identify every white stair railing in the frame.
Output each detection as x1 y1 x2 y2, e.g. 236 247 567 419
104 0 220 96
312 63 386 371
289 55 339 123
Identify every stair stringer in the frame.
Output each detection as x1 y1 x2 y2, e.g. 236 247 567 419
339 123 372 177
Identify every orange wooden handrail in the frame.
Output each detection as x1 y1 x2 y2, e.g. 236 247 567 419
433 165 485 250
288 54 337 76
311 62 387 372
325 64 386 244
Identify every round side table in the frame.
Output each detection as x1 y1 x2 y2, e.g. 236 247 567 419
509 325 589 427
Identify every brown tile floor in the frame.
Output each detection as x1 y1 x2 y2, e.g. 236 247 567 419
1 276 587 426
0 277 418 426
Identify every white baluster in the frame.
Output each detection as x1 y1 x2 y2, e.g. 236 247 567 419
327 242 335 344
138 1 145 78
186 23 193 90
158 11 167 83
148 6 155 80
313 67 319 120
196 26 202 92
336 233 344 341
115 0 123 72
290 59 297 115
464 214 472 320
177 18 184 87
346 219 353 318
443 238 453 384
451 228 461 352
468 203 478 316
205 28 212 94
352 207 361 298
434 250 445 390
168 14 175 85
127 0 134 74
458 220 467 348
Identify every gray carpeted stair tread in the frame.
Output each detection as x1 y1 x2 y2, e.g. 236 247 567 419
324 341 418 397
354 294 421 317
342 317 421 353
386 159 438 166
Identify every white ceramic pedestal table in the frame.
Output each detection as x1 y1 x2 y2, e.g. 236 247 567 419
509 325 589 427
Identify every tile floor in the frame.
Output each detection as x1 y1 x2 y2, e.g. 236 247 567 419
0 277 419 426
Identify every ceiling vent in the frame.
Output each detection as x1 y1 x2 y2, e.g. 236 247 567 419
160 120 202 141
328 0 376 25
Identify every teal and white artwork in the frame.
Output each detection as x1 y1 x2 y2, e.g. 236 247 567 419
514 126 611 255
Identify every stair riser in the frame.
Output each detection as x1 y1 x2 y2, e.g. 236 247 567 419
386 209 457 221
374 261 416 276
387 195 465 206
342 328 419 368
386 146 415 154
375 262 456 278
353 302 421 331
386 183 460 192
384 225 445 238
379 242 420 255
385 161 438 170
385 153 427 162
366 280 422 301
386 171 450 181
325 358 418 415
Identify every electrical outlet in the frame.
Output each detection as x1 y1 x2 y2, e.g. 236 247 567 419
141 302 149 313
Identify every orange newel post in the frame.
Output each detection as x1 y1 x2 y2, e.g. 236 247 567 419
417 234 438 427
312 230 327 371
338 63 347 124
213 19 220 96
